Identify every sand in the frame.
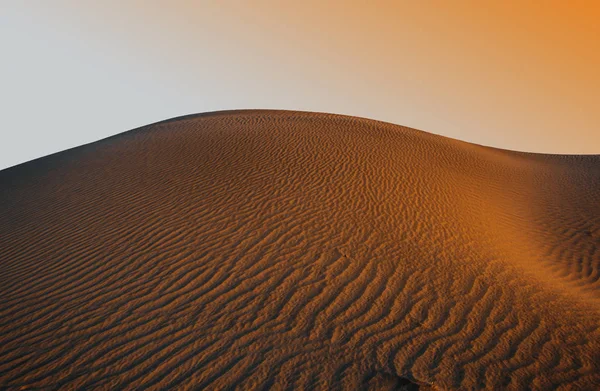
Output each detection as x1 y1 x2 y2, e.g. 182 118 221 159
0 110 599 390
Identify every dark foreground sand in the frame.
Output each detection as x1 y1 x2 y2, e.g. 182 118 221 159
1 110 599 390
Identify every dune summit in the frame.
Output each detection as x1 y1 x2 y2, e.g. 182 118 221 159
1 110 599 389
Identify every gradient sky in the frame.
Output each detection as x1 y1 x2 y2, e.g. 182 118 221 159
1 1 598 170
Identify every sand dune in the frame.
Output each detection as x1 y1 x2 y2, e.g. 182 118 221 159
1 110 599 390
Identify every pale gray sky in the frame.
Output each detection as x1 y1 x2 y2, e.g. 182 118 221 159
1 1 598 170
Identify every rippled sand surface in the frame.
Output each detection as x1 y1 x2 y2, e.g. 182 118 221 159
1 110 599 390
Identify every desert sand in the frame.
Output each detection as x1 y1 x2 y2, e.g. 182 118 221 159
0 110 599 390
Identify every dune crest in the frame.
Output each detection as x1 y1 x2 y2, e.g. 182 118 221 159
1 110 599 389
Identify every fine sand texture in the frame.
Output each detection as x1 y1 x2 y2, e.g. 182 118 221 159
1 110 599 390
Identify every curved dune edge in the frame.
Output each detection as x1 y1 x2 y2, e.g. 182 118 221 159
0 110 598 389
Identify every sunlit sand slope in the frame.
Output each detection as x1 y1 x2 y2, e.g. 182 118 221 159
1 110 599 390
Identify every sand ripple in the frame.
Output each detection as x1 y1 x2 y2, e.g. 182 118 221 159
1 110 599 389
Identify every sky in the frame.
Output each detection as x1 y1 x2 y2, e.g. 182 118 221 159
1 1 599 170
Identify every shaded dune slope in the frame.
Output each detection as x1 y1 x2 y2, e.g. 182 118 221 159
1 110 599 389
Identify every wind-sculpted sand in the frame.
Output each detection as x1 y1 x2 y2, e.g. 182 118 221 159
1 110 599 390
